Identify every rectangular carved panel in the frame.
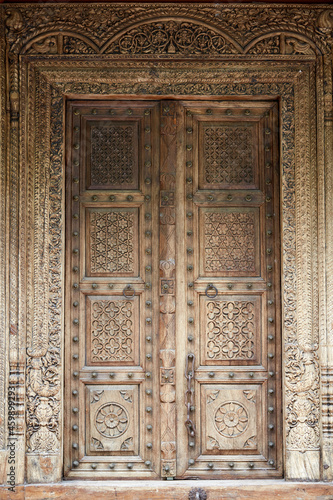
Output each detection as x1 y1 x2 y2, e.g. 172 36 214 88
87 385 138 454
86 120 139 190
86 295 139 365
201 384 265 456
199 122 258 190
86 208 139 277
200 295 262 365
199 208 260 276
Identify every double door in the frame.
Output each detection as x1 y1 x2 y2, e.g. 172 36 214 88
65 99 282 479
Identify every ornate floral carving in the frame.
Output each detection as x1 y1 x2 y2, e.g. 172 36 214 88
203 211 256 274
90 299 135 363
106 21 238 55
89 210 135 275
214 401 249 438
95 403 129 438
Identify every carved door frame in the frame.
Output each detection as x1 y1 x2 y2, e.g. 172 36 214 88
0 3 333 485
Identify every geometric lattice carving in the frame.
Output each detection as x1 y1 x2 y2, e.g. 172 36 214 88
203 210 257 274
90 125 136 187
203 125 255 187
88 209 136 275
206 300 256 361
88 298 136 364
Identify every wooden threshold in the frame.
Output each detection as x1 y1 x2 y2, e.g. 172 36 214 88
1 480 333 500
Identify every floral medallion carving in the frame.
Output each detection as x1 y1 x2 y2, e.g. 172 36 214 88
95 403 129 438
214 401 249 438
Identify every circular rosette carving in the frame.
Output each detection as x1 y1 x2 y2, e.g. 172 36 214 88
95 403 129 438
214 401 249 437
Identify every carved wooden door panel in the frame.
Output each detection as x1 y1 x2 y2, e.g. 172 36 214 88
64 98 282 480
65 100 161 478
176 101 282 478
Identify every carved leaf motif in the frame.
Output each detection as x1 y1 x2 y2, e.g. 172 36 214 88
207 390 220 403
120 437 133 450
243 390 256 403
243 435 257 448
119 390 133 403
90 390 104 404
207 436 220 450
91 437 104 450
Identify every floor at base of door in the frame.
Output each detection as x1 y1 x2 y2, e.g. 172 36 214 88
1 480 333 500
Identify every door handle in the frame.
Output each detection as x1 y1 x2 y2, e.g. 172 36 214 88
123 284 135 298
185 353 196 438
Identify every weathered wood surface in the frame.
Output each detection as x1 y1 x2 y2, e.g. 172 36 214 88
2 481 333 500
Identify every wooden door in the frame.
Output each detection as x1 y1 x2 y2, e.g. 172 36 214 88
64 99 282 479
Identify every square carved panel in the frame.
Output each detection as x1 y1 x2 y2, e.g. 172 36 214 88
86 295 140 366
199 207 260 277
85 120 139 190
198 121 259 190
86 207 139 277
200 295 262 366
201 384 264 456
86 385 139 455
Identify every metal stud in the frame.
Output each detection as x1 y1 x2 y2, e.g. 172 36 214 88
268 299 274 305
186 161 193 168
268 353 274 359
74 144 80 150
186 145 193 151
189 459 195 466
145 178 151 185
188 317 194 324
187 248 193 254
249 372 254 378
244 109 251 115
91 464 97 469
145 230 152 237
188 335 194 342
207 195 214 201
247 283 253 289
265 145 270 151
145 144 151 150
228 462 234 468
145 461 151 467
73 283 78 289
72 389 78 396
146 317 152 324
208 372 215 378
73 177 79 183
72 407 79 414
267 282 272 288
187 194 193 200
109 195 115 201
206 109 212 114
145 195 151 202
267 248 272 255
267 230 273 236
145 109 151 116
73 354 78 360
72 442 78 449
127 109 133 115
229 372 234 378
146 336 152 342
73 248 79 255
145 372 152 378
145 265 151 272
145 127 151 133
127 195 133 201
187 265 193 271
72 424 78 431
268 389 274 395
226 109 232 115
188 300 193 306
208 462 214 468
146 406 152 413
74 109 79 115
145 161 152 168
227 284 233 290
108 284 114 289
145 283 151 289
146 443 152 449
268 317 274 323
73 266 78 273
186 177 193 184
187 127 193 134
227 194 233 201
268 406 274 413
187 230 193 236
249 462 254 468
128 372 133 378
74 160 79 167
269 424 274 430
269 371 275 377
266 129 271 135
146 300 152 307
267 265 273 271
268 335 274 341
73 318 79 325
127 462 133 469
92 195 98 201
91 372 97 379
73 301 79 308
145 213 151 220
72 460 79 468
109 372 115 378
188 282 194 288
92 283 98 289
147 424 152 431
73 195 79 202
268 460 275 466
73 336 79 343
109 463 115 469
189 441 195 447
245 195 252 202
266 162 272 168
